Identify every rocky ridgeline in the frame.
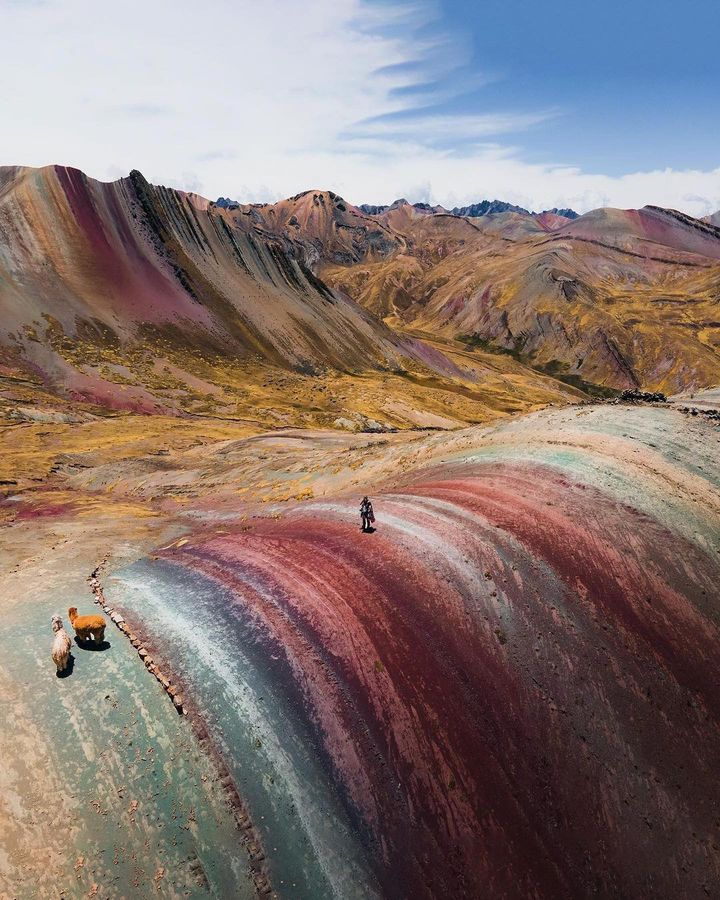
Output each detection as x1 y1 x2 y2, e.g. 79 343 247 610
87 562 186 715
358 198 580 218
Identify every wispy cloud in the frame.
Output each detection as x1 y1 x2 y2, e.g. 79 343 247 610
387 71 501 110
350 110 559 146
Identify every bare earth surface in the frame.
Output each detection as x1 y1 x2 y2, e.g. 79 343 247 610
1 394 719 898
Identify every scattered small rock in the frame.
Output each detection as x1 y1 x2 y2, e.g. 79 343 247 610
678 405 720 422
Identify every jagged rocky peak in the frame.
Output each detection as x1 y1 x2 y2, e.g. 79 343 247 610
359 199 410 214
449 200 580 218
545 207 579 219
214 196 240 209
451 199 529 217
358 202 390 215
411 201 441 213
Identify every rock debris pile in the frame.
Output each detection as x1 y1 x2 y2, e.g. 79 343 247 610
615 389 667 403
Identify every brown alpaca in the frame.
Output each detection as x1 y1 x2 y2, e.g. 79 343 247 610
68 607 106 644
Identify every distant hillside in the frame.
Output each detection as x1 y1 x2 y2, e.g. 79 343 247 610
208 188 720 394
321 202 720 394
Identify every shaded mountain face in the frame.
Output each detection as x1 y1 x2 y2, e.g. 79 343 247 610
0 166 411 411
0 166 583 426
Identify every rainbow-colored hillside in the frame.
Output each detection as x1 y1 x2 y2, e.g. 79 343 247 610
92 402 719 898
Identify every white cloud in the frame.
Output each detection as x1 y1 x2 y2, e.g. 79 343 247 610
350 111 557 142
1 0 719 215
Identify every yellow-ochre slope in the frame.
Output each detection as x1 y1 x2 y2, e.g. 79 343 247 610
314 200 720 394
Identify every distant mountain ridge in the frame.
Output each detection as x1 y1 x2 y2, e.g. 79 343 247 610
354 198 579 219
217 195 578 219
215 196 240 210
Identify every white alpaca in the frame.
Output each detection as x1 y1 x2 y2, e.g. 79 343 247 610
51 615 72 674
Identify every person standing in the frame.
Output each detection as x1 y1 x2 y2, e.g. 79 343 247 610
360 496 375 532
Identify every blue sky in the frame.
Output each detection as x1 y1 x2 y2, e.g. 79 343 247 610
411 0 720 174
1 0 718 213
